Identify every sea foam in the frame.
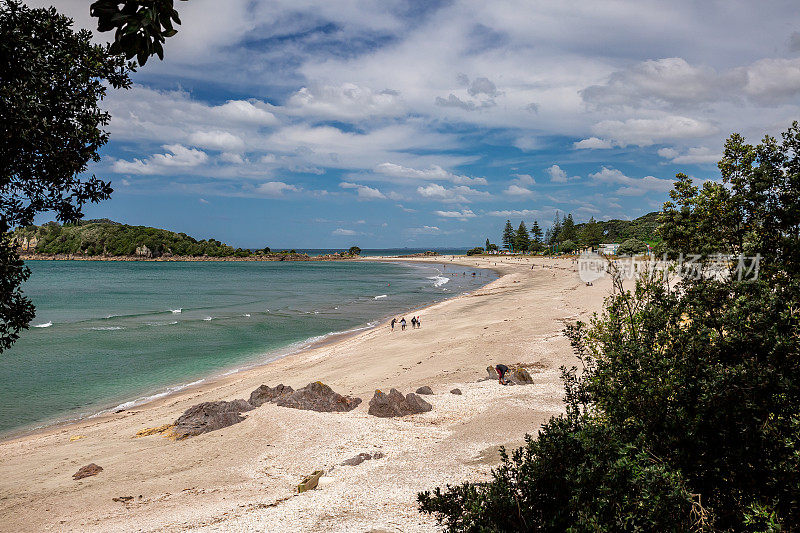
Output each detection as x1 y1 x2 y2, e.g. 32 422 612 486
33 321 53 328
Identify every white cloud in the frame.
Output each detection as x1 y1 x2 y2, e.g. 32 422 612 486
512 173 535 185
256 181 300 197
286 83 404 120
546 164 567 183
591 116 718 147
188 130 245 152
339 181 386 200
416 183 491 203
434 209 477 220
406 225 441 235
504 184 534 196
589 167 675 196
658 146 721 164
112 144 208 175
332 228 357 236
513 136 539 152
486 209 541 217
374 162 487 185
574 137 614 149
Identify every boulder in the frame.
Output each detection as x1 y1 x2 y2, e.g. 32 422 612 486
172 399 254 439
274 382 361 413
450 388 462 395
73 463 103 480
415 385 434 395
249 384 294 407
509 368 534 385
368 388 432 417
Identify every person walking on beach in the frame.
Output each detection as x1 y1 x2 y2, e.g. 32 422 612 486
495 364 509 385
401 317 407 330
416 316 421 328
391 318 396 332
411 316 417 329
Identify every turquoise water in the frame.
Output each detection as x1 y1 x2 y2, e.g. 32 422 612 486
0 260 494 437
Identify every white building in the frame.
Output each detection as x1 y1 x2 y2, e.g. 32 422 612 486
599 243 620 255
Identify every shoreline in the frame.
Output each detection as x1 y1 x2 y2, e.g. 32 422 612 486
0 258 499 443
0 255 605 532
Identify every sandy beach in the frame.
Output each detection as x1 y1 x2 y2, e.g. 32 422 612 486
0 255 610 532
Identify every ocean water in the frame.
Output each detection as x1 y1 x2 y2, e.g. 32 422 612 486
0 260 495 437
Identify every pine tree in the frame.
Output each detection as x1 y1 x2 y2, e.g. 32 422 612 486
558 213 577 242
549 212 562 245
485 238 491 251
514 221 530 252
580 217 603 249
502 220 515 251
530 220 543 243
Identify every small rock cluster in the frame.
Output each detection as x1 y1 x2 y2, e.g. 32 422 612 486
170 382 362 439
368 388 432 417
484 365 535 385
340 451 385 466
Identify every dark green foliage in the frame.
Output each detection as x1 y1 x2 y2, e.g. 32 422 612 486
575 212 660 244
514 221 530 252
14 221 239 258
559 239 576 253
0 235 34 351
0 0 132 352
90 0 186 66
557 214 577 243
616 238 647 256
419 124 800 531
466 247 484 256
348 246 362 256
579 217 603 248
502 220 515 251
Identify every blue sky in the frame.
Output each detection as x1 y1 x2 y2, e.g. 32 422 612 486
32 0 800 248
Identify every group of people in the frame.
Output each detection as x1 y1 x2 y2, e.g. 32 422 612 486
390 315 421 331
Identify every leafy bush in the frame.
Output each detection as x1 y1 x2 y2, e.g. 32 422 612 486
466 247 484 256
616 238 647 256
560 239 576 253
419 124 800 531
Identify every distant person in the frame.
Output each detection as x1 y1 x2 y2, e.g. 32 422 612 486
411 316 417 329
391 318 396 332
400 317 407 331
416 316 421 328
495 364 509 385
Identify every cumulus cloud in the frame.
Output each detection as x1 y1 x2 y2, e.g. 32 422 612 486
332 228 358 236
416 183 491 203
256 181 300 196
113 144 208 175
286 83 404 120
374 163 487 185
589 167 674 196
468 77 499 97
591 116 718 147
339 181 387 199
188 130 246 152
574 137 614 149
434 209 476 220
545 164 580 183
406 225 441 235
658 146 721 164
504 184 534 196
435 93 477 111
512 173 536 185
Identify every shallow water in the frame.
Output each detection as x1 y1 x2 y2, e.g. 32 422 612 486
0 260 494 436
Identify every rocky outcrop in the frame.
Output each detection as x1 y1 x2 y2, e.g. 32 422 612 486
486 365 534 385
249 384 294 407
415 385 434 395
73 463 103 480
274 382 362 413
450 388 462 395
17 236 38 252
172 399 254 439
135 245 153 258
368 388 432 417
341 451 385 466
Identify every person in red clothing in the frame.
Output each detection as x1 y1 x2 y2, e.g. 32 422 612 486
495 364 509 385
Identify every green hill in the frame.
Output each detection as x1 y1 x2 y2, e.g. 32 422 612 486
14 220 245 258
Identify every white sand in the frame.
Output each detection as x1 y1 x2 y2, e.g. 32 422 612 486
0 256 611 532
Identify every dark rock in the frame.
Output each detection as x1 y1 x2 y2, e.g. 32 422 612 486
508 368 534 385
274 382 361 412
73 463 103 480
249 384 294 407
172 399 254 439
341 451 385 466
368 388 432 417
450 388 462 395
415 385 434 395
